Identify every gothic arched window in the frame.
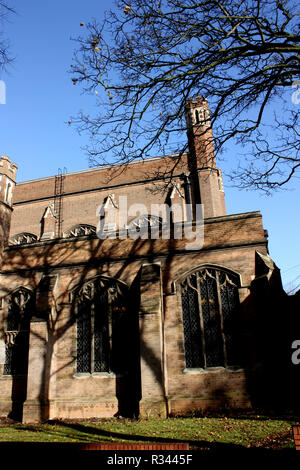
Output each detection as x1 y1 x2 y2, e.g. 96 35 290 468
63 224 96 239
180 267 240 369
127 214 162 238
4 287 33 376
9 232 38 246
75 277 128 374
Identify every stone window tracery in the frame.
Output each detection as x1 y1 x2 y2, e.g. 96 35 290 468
9 233 38 246
75 277 128 374
180 267 240 370
63 224 96 239
127 214 162 235
3 287 33 376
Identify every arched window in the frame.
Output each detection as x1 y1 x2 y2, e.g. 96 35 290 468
75 277 128 374
180 267 240 369
63 224 96 239
127 214 162 238
4 287 33 376
10 232 38 245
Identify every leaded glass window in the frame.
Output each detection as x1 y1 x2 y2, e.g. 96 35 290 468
180 268 240 369
3 288 32 376
76 277 128 374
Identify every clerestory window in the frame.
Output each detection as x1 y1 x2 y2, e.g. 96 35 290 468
63 224 96 239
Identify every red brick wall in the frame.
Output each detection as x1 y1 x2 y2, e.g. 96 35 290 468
11 150 226 238
11 155 190 238
0 210 267 419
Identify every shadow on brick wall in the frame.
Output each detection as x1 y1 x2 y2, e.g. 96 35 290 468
241 252 300 411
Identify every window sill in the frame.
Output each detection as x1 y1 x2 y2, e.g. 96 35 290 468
0 374 27 379
183 366 243 374
92 372 118 378
73 372 126 378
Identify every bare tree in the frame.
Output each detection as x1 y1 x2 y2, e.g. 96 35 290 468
0 2 14 70
70 0 300 192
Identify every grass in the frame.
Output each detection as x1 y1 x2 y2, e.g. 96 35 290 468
0 410 298 451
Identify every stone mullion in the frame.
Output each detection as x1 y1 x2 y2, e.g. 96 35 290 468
108 295 112 373
216 272 227 368
91 301 95 373
196 273 206 369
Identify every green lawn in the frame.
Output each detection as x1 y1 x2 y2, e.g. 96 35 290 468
0 411 298 451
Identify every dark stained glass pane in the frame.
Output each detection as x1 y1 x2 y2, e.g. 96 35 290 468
200 273 224 367
76 300 91 373
111 303 128 373
94 291 110 372
181 274 203 368
220 274 240 366
4 289 32 376
3 347 13 375
6 303 19 331
4 331 29 376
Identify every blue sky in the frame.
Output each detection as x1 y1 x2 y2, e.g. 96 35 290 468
1 0 299 291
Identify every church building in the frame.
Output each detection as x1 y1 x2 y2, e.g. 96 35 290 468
0 97 289 423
